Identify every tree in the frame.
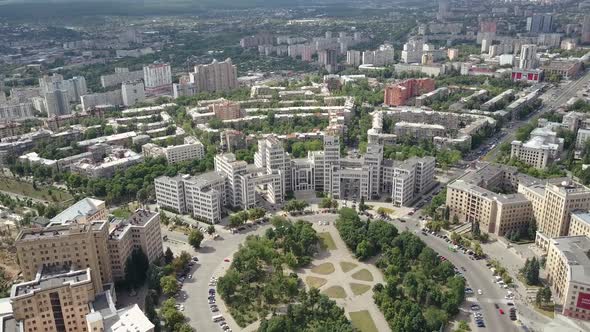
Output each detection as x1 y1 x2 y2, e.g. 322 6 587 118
247 207 266 220
160 298 185 329
161 211 170 226
206 225 216 235
172 251 191 273
359 196 368 212
124 248 149 289
521 258 540 285
283 199 308 212
160 275 179 297
229 211 248 228
473 242 484 257
164 247 174 264
536 286 552 307
188 229 204 250
144 290 161 332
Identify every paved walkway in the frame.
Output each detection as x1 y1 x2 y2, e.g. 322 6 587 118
295 215 391 332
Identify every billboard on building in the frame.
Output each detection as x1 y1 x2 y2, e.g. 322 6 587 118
577 292 590 310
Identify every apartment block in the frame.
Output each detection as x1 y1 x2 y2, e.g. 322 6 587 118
143 63 172 95
121 80 146 107
546 236 590 321
190 58 238 93
210 100 242 120
39 74 87 103
0 102 34 121
383 78 435 106
100 68 144 88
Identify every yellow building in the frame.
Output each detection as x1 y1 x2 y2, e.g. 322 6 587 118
546 236 590 321
10 268 95 332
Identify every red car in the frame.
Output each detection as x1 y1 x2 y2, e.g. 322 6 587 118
499 309 504 315
224 258 230 262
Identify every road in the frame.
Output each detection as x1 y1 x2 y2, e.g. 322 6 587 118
485 70 590 162
398 212 520 332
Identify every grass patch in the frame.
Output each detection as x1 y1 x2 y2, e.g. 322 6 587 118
340 261 358 273
112 207 132 219
535 304 555 318
0 177 73 202
323 286 346 299
351 269 373 282
311 262 335 275
349 310 378 332
318 232 337 250
350 283 371 295
305 276 327 289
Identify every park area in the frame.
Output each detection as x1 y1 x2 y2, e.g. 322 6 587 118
296 219 390 332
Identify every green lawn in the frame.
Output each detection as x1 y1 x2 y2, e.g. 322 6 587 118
352 269 374 282
340 261 358 273
112 207 132 219
323 286 346 299
349 310 378 332
0 177 73 202
535 304 555 318
305 276 327 289
350 283 371 295
319 232 337 250
311 262 335 275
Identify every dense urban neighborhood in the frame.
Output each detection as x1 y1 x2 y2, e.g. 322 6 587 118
3 0 590 331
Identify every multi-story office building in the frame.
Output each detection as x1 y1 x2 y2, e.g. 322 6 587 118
546 235 590 321
107 210 163 280
121 80 146 107
143 63 172 95
569 212 590 238
447 163 590 244
511 125 564 169
44 89 71 116
190 58 238 93
255 135 292 192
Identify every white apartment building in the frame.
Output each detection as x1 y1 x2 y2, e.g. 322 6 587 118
0 102 34 121
100 68 144 88
143 136 205 164
121 80 146 107
576 128 590 150
511 125 564 169
190 58 238 93
143 63 172 95
39 74 87 103
346 50 362 67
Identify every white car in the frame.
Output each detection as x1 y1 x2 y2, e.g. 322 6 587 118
477 289 483 295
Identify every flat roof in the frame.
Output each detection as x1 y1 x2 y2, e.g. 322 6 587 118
551 236 590 284
13 268 90 297
50 197 104 225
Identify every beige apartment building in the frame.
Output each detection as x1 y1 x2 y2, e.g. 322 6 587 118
9 200 163 332
546 236 590 321
446 163 590 246
15 221 112 293
10 268 95 332
569 212 590 237
107 210 163 280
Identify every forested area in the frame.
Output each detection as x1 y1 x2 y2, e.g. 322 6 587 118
335 208 465 331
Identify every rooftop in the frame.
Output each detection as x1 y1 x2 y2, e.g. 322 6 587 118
551 235 590 284
50 197 104 225
109 209 158 240
12 268 91 297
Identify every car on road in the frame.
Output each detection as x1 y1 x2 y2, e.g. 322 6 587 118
477 289 483 295
506 301 514 306
499 309 504 315
471 304 480 310
465 288 473 294
224 258 230 262
494 304 499 309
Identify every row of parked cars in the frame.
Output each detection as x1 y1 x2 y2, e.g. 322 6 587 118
209 276 232 331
